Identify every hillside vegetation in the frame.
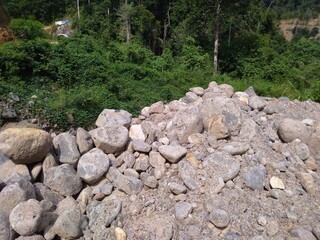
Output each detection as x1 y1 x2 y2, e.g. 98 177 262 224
0 0 319 129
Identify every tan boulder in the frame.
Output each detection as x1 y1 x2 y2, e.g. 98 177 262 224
0 128 52 164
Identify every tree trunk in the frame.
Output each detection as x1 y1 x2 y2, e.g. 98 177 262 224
125 0 131 43
214 0 221 73
163 1 173 50
77 0 81 21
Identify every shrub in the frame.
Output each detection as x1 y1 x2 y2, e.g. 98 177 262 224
8 18 44 40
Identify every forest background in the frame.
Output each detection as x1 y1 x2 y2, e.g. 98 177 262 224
0 0 319 128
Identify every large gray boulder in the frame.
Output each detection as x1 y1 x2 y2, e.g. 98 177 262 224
77 148 110 184
9 199 43 236
277 118 309 143
95 109 132 128
90 126 129 154
53 132 80 165
0 128 52 164
199 97 242 135
172 106 204 144
44 164 82 196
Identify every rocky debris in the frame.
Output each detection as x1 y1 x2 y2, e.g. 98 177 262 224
1 81 320 239
0 128 52 164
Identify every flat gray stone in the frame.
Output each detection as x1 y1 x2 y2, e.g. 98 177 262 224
245 166 266 191
249 96 266 110
44 164 82 196
175 202 193 220
158 145 187 163
295 142 310 160
178 160 198 190
168 182 187 195
114 175 143 195
209 209 230 228
220 142 249 155
131 140 151 153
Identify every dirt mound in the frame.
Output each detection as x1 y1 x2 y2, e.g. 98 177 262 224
279 17 320 41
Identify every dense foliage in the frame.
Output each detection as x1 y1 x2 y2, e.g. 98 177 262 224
0 0 319 128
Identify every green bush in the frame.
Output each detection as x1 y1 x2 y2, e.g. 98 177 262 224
8 18 44 40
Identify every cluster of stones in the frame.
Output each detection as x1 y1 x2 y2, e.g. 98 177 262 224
0 81 320 239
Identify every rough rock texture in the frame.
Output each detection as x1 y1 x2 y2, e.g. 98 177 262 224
53 132 80 165
0 128 52 164
2 81 320 240
44 164 82 196
76 127 94 154
9 199 43 236
90 126 129 154
95 109 132 128
278 118 310 143
77 148 110 184
0 153 30 181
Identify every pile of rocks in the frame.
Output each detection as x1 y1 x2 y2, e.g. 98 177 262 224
0 81 320 240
